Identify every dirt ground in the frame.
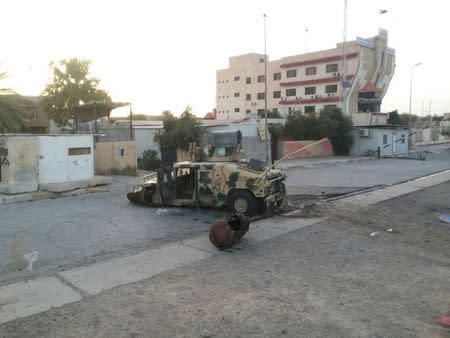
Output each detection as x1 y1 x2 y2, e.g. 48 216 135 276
1 182 450 337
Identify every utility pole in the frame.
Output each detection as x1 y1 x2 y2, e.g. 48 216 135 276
263 13 269 165
428 99 432 121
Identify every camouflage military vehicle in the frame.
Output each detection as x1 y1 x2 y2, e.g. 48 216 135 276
127 160 286 215
128 130 286 215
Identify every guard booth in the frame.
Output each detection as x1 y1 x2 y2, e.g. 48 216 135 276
0 134 95 194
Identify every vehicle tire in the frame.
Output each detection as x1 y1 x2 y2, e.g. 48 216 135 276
227 191 257 215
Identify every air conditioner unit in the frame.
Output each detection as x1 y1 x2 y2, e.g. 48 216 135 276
359 128 370 137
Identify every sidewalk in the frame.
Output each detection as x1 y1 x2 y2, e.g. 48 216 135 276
277 156 371 170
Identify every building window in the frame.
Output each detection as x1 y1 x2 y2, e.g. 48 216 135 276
324 105 337 109
383 134 388 145
273 108 278 114
325 84 338 93
273 90 281 99
305 66 317 75
246 109 251 113
257 109 265 115
234 76 240 81
273 72 281 80
257 92 265 100
259 58 265 63
286 69 297 78
68 147 91 156
401 134 406 143
234 108 240 112
246 94 251 101
326 64 338 73
381 52 385 67
246 77 251 84
305 87 316 95
234 92 240 97
257 75 265 82
286 88 296 97
304 106 315 114
117 148 125 157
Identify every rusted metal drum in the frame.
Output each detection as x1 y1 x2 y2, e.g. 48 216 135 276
209 214 250 250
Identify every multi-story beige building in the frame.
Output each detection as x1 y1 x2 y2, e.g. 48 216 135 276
216 29 395 120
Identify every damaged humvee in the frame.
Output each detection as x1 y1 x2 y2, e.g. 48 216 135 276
127 131 286 215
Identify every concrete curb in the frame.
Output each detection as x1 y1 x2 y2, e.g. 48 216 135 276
0 187 109 206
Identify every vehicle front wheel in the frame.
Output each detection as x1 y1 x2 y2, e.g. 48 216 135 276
227 191 257 215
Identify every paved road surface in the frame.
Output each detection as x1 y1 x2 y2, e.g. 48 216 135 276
0 176 227 286
285 148 450 195
1 147 449 286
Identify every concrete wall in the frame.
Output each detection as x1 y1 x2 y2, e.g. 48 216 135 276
349 128 408 156
94 141 137 174
412 124 450 146
134 128 161 159
39 135 94 184
352 113 388 126
277 139 333 159
0 136 39 194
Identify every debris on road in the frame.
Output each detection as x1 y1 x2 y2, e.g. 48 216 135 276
209 214 250 250
156 208 168 215
23 251 39 271
439 214 450 224
200 329 212 338
437 314 450 328
369 231 379 238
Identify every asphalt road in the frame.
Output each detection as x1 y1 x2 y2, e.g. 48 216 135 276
285 148 450 195
0 176 227 286
0 146 449 286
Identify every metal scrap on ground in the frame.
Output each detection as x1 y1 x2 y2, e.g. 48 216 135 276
209 214 250 250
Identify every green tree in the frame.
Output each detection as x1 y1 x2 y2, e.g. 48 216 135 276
0 70 26 133
283 107 353 155
387 110 401 125
284 112 321 140
42 58 111 125
154 107 204 150
318 106 353 155
441 128 450 137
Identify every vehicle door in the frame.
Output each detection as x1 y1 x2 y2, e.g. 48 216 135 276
198 169 214 206
174 167 196 202
157 168 175 203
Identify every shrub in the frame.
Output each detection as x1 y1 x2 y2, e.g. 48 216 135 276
282 107 353 155
139 149 161 170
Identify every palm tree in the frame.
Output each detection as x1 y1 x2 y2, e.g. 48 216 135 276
0 70 26 133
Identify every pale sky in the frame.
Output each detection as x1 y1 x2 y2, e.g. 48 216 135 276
1 0 449 117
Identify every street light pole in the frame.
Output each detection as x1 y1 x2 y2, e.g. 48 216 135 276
408 62 422 131
263 13 269 165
